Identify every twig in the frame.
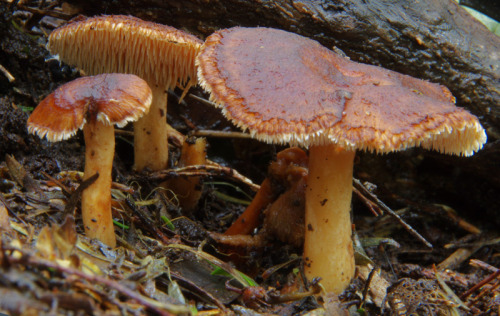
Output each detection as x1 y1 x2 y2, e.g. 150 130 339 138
188 93 216 106
41 171 72 196
15 4 75 21
413 203 481 235
468 279 500 309
433 264 469 311
114 125 186 148
190 129 253 139
353 178 433 248
0 192 27 226
469 259 499 273
148 164 260 192
3 245 190 315
361 266 378 307
114 129 134 137
460 268 500 300
352 186 382 216
444 236 500 250
437 247 479 271
0 64 15 82
186 95 254 138
63 173 99 215
125 197 172 245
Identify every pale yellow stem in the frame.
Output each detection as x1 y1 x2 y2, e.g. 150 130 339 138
304 145 355 293
134 85 168 171
82 121 116 247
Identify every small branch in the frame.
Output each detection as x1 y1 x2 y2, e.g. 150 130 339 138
149 164 260 192
0 192 27 226
353 178 433 248
469 259 499 273
0 64 15 82
190 129 253 139
15 4 75 21
352 186 382 216
361 265 378 307
188 93 216 107
460 268 500 300
125 197 172 245
63 172 99 215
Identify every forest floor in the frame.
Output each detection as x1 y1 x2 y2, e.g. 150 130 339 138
0 2 499 315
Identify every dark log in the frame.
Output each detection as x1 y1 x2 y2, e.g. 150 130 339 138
460 0 500 21
64 0 500 227
69 0 500 134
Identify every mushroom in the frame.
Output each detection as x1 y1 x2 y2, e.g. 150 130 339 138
212 147 308 248
195 27 487 293
225 147 308 237
27 73 152 247
163 137 207 213
48 15 202 171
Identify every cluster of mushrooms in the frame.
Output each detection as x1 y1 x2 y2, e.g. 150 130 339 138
27 15 487 294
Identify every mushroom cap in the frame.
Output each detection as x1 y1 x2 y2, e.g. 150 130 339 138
27 73 152 142
48 15 202 88
196 27 486 156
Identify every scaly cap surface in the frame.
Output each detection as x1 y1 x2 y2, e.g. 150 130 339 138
196 27 486 156
28 73 152 142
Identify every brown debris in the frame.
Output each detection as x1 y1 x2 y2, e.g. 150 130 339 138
0 3 498 315
385 278 461 315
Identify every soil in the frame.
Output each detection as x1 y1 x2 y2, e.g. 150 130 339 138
0 2 498 316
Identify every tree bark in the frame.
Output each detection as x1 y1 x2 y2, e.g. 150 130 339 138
72 0 500 133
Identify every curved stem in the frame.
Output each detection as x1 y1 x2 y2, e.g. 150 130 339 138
304 145 355 293
82 121 116 247
224 178 273 235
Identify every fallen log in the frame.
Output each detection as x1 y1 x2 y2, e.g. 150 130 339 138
69 0 500 133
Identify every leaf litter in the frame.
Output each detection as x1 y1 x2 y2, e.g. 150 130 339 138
0 2 499 315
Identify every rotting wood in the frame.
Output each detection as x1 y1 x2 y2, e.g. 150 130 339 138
66 0 500 132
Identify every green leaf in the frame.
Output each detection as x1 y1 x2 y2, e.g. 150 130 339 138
161 215 175 230
113 220 129 229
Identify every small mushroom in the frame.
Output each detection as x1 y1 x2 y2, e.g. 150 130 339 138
163 137 207 213
48 15 202 171
224 147 308 237
196 27 487 293
212 147 308 248
27 73 152 247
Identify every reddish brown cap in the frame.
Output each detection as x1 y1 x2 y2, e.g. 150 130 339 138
196 27 486 156
48 15 202 89
27 73 152 141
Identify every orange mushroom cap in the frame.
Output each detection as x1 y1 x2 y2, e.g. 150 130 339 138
196 27 486 156
27 73 152 141
48 15 202 89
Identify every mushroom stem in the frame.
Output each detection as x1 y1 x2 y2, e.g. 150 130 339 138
162 137 207 213
304 145 355 293
81 121 116 247
134 85 169 171
225 178 273 235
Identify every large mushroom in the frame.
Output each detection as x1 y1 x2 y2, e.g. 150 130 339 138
195 27 487 293
48 15 202 171
27 73 152 247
